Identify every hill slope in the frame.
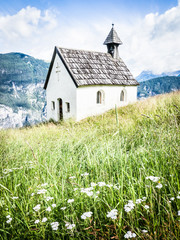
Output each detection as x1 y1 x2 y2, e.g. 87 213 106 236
0 52 49 128
138 76 180 98
0 91 179 239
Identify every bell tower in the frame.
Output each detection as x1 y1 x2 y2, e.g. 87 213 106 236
103 24 122 59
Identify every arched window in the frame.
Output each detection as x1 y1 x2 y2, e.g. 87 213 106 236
120 90 125 101
97 91 102 104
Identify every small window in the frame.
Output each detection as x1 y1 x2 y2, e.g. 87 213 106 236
97 90 105 104
66 102 70 112
120 90 125 101
51 101 55 110
97 91 102 104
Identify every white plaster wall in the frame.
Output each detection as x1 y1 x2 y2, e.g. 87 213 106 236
46 54 77 121
76 85 137 121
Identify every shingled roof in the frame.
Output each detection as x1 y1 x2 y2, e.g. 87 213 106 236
44 46 139 89
104 24 123 45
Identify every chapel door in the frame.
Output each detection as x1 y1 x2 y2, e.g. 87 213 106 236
58 98 63 120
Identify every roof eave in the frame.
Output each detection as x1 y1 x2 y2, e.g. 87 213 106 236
43 47 56 90
44 47 78 90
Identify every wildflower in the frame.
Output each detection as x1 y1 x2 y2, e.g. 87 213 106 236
6 217 12 224
106 184 113 188
86 191 93 197
81 211 93 220
113 185 120 190
178 210 180 216
74 188 78 191
4 169 13 174
142 197 147 201
81 172 89 177
124 200 135 212
12 196 19 199
31 193 35 196
41 183 48 187
33 204 41 212
135 199 142 204
65 222 76 230
146 176 160 182
142 229 148 233
124 231 136 238
69 176 76 179
177 196 180 199
90 182 97 187
107 209 118 220
81 187 94 197
46 206 51 212
144 205 149 210
52 204 56 208
170 197 175 201
61 207 67 210
46 196 54 201
51 222 59 230
98 182 106 187
156 183 163 189
6 215 11 219
67 199 74 203
37 189 47 194
42 217 47 222
34 219 40 224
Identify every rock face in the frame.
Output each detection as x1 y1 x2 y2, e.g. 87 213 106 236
0 52 49 129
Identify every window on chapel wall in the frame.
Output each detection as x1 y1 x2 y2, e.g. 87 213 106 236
51 101 55 110
97 91 102 104
97 90 104 104
66 102 70 112
120 90 125 101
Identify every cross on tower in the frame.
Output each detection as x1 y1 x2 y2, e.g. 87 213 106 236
56 62 61 81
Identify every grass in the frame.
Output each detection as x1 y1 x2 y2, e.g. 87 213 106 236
0 91 180 239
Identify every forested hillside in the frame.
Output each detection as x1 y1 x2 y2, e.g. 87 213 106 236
0 53 49 128
138 76 180 98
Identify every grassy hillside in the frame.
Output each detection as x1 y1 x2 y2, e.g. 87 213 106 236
0 91 180 239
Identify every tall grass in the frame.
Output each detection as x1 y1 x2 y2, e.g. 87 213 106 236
0 91 180 239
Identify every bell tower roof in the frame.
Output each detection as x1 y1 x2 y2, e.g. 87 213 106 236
103 24 122 45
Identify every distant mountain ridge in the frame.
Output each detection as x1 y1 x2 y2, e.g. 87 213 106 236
137 76 180 98
0 52 49 129
136 70 180 82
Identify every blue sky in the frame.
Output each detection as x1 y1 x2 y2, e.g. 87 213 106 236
0 0 179 75
0 0 177 16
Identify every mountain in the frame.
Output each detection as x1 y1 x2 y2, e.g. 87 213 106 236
0 52 49 129
136 70 180 82
137 76 180 98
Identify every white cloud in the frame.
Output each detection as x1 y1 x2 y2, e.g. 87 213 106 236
120 3 180 75
0 6 58 59
0 4 180 76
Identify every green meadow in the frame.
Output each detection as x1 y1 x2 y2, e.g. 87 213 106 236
0 91 179 239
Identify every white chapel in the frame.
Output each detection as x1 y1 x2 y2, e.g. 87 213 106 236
44 25 139 121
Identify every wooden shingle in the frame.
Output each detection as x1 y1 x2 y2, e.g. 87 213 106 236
57 47 138 87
